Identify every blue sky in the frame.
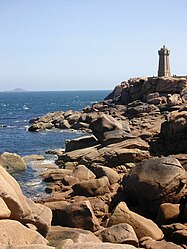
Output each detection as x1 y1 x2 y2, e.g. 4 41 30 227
0 0 187 91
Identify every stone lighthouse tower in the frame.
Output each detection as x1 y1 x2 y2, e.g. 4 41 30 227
158 45 171 77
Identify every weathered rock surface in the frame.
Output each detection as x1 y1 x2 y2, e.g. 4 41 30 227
23 154 45 163
71 165 96 181
47 226 101 248
107 202 164 240
159 110 187 154
0 220 47 247
91 165 120 184
157 203 180 225
61 243 138 249
24 199 52 237
65 135 99 152
72 176 110 197
122 156 187 215
97 223 138 246
0 152 26 172
56 138 150 168
139 237 183 249
89 114 130 144
0 165 31 220
0 197 11 218
45 200 100 232
23 76 187 249
162 223 187 245
8 246 55 249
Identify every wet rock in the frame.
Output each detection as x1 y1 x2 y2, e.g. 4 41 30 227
122 156 187 215
23 154 45 163
58 119 71 129
28 122 53 131
108 202 164 240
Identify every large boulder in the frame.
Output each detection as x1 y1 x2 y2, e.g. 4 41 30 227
159 110 187 154
91 165 120 184
45 200 100 232
28 122 54 131
89 114 130 144
0 220 47 247
72 176 110 197
97 223 138 246
108 202 163 240
3 246 55 249
24 199 52 237
140 237 183 249
157 203 180 226
105 85 123 100
126 101 160 118
47 226 101 248
61 243 138 249
0 152 26 172
122 156 187 215
71 165 96 181
162 223 187 245
65 135 99 152
0 165 31 220
57 139 150 168
142 77 187 95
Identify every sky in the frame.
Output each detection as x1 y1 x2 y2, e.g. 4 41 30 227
0 0 187 91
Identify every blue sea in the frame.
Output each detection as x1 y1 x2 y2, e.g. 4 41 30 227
0 90 110 198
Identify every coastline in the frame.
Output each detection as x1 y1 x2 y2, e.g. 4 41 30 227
0 77 187 248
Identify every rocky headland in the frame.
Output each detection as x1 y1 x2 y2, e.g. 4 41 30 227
0 76 187 248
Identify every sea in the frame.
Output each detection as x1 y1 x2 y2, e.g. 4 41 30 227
0 90 110 199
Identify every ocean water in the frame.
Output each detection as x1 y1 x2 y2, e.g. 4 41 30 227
0 90 110 198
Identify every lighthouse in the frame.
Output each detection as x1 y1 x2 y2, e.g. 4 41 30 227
158 45 171 77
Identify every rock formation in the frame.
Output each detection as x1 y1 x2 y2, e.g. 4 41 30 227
4 76 187 248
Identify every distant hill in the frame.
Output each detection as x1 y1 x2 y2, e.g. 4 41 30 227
9 88 28 92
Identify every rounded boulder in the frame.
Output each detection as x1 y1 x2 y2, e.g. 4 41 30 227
122 156 187 215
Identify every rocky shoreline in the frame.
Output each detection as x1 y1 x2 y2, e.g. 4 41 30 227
0 76 187 248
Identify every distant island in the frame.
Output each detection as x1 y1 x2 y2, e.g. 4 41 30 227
9 88 28 92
